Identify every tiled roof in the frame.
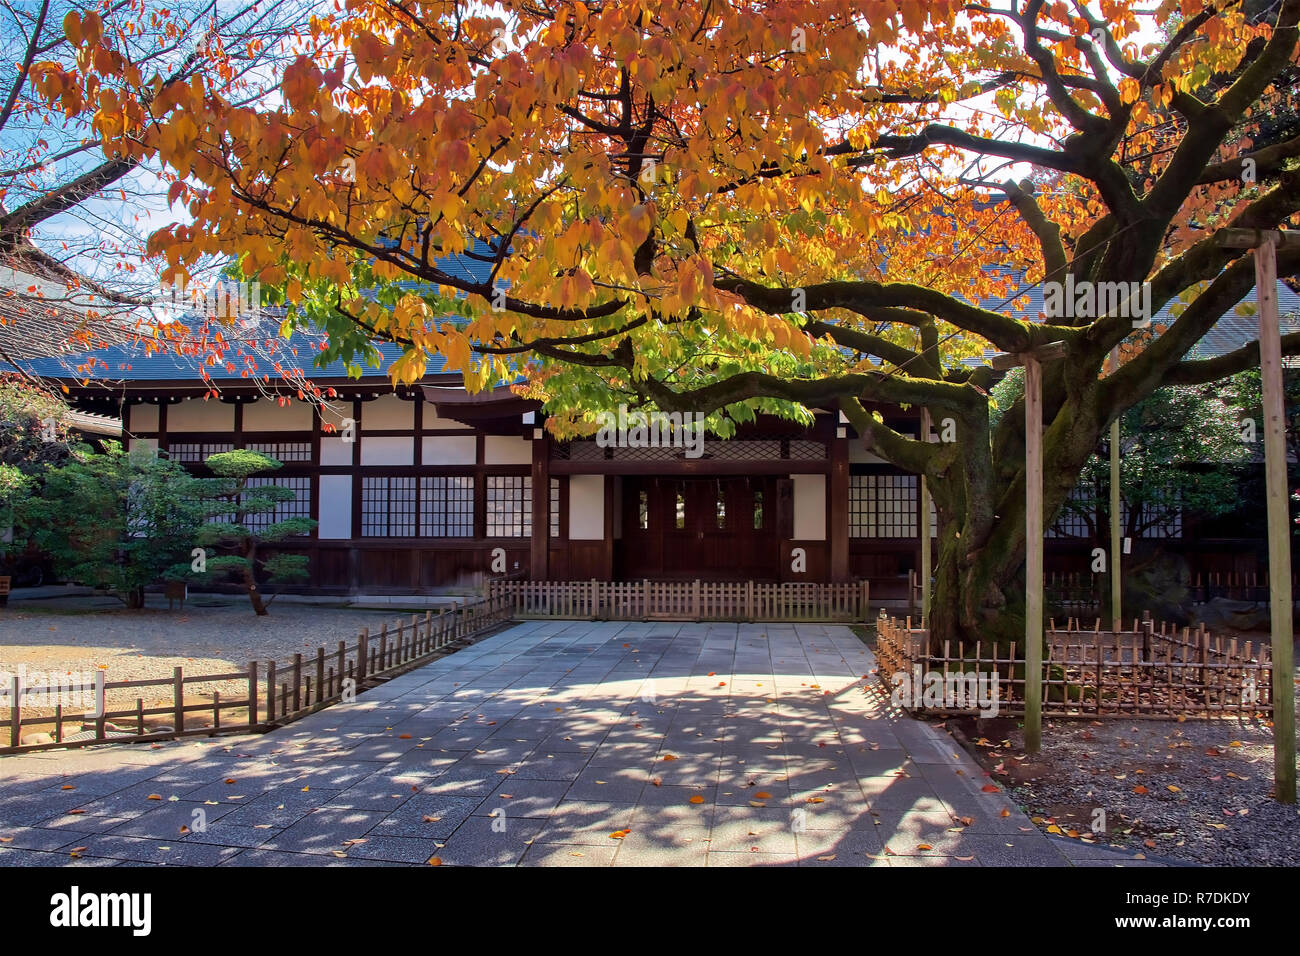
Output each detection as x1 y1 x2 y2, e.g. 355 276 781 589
5 249 1297 383
963 275 1300 368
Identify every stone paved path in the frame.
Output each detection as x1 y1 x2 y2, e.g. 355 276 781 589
0 621 1160 867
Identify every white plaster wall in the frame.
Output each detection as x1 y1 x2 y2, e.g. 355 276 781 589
128 403 159 432
484 435 531 465
362 394 414 430
316 400 352 433
360 436 414 466
167 399 233 431
318 475 352 538
569 475 605 540
422 435 477 465
792 474 826 541
243 398 313 431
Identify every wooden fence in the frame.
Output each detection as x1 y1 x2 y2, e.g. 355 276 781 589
911 570 1104 616
875 612 1272 719
0 591 513 755
488 578 869 622
911 568 1300 618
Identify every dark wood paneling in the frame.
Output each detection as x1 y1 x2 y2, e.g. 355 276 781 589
782 540 827 581
567 540 611 579
618 477 779 580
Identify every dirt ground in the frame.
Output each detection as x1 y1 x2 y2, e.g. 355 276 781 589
0 594 432 736
950 698 1300 866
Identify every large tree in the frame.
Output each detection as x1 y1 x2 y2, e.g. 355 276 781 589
85 0 1300 646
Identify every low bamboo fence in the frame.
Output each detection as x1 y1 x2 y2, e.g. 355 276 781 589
0 590 513 755
488 578 869 622
875 611 1273 719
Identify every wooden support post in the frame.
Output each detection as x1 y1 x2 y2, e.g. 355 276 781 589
248 662 259 727
1024 354 1044 754
172 666 184 734
9 672 19 747
919 408 932 624
1109 348 1123 634
315 648 325 705
1255 233 1297 804
531 429 550 580
266 660 276 721
830 431 850 583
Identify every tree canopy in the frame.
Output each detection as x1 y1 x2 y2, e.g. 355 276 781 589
30 0 1300 643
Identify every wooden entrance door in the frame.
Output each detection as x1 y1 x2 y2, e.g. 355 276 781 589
620 477 778 580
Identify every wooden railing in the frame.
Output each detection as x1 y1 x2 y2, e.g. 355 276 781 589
875 612 1272 718
1191 571 1300 606
488 578 869 622
0 591 514 755
912 570 1105 617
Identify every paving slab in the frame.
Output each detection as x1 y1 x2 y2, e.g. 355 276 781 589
0 621 1157 867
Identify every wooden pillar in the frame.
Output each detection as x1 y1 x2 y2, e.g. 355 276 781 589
530 429 549 580
1109 348 1122 634
919 408 932 624
1256 233 1296 804
603 476 615 579
829 429 849 583
1024 355 1044 753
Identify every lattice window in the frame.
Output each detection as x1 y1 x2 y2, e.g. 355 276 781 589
166 441 233 463
245 440 313 463
1048 483 1098 538
420 475 474 537
788 440 827 461
849 474 918 538
1123 497 1183 539
243 477 312 533
361 476 417 537
550 478 561 537
486 475 531 537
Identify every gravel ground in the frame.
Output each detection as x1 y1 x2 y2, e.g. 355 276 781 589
0 595 430 726
978 703 1300 866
